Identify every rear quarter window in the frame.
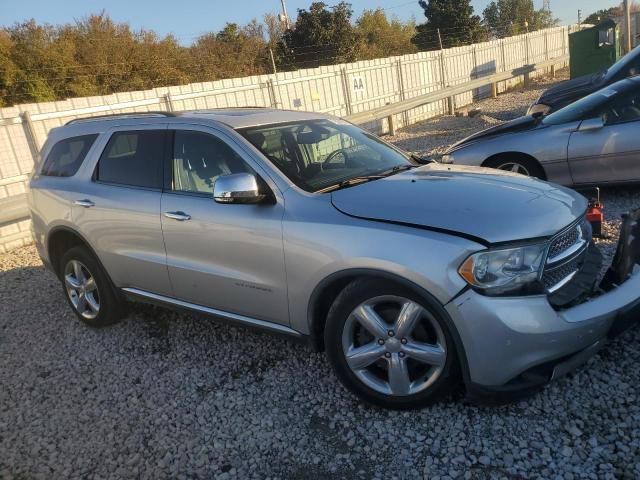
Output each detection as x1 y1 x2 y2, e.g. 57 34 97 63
96 130 165 189
40 134 98 177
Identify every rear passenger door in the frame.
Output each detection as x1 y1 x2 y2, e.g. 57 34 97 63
160 125 289 325
71 125 172 296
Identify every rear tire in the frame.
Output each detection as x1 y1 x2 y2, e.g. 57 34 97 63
484 156 545 179
59 246 125 327
325 278 459 410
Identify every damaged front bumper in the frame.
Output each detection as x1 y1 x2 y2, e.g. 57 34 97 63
446 209 640 403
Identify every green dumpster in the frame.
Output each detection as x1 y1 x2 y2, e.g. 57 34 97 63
569 19 622 78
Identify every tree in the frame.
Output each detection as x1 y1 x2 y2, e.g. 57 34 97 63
412 0 485 51
482 0 558 38
279 2 358 69
356 9 416 60
584 8 620 25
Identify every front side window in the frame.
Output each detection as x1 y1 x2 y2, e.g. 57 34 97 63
41 134 98 177
598 89 640 125
171 131 250 194
240 120 414 192
96 130 164 189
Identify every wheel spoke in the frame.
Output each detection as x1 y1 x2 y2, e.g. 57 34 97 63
353 304 388 338
388 354 411 395
72 261 85 283
84 276 97 292
346 343 385 370
76 293 87 313
394 301 422 338
511 163 519 172
404 341 446 367
85 293 99 313
65 274 81 290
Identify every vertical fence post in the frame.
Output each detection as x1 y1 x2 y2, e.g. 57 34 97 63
523 34 531 87
340 67 353 116
267 78 280 109
439 52 455 115
163 93 174 112
500 39 507 93
20 111 40 162
395 58 408 127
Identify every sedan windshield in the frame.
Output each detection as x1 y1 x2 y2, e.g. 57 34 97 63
542 89 613 126
604 45 640 82
239 120 415 192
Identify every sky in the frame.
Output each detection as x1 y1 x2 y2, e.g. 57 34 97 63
2 0 621 44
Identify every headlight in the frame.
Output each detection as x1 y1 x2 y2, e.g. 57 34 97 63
527 102 551 116
458 243 547 295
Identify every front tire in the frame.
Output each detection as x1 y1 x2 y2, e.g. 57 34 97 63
325 278 459 409
59 246 125 327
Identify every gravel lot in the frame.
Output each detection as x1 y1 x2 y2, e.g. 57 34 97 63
2 71 640 479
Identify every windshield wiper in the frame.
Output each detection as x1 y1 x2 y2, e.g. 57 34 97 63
318 175 386 193
317 165 417 194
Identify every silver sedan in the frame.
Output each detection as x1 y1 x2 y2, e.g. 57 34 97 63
443 76 640 186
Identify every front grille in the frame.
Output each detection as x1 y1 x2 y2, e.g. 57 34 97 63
542 218 592 292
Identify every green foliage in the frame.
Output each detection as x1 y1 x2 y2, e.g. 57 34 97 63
584 8 621 25
278 2 359 69
412 0 486 51
356 9 416 60
482 0 558 38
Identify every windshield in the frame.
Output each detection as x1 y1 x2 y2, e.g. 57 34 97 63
604 46 640 81
542 89 614 125
239 119 414 192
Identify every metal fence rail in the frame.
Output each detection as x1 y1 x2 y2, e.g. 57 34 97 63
0 194 29 224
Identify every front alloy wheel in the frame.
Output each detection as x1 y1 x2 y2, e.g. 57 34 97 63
325 279 458 409
342 296 446 396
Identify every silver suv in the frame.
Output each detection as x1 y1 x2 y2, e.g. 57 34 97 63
28 109 640 409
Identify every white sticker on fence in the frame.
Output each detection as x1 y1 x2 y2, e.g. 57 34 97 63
351 76 366 93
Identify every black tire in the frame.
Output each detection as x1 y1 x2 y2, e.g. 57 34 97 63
324 278 460 410
59 245 125 327
484 155 545 180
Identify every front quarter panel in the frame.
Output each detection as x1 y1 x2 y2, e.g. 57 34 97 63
449 123 579 185
282 189 483 335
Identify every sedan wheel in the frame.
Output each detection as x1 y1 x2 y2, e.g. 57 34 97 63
64 259 100 320
495 161 530 176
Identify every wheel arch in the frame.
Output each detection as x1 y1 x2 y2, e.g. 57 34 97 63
307 268 471 385
482 152 547 180
47 226 102 278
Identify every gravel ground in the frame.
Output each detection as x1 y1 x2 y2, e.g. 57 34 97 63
2 71 640 479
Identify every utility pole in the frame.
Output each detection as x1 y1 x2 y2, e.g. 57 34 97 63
624 0 632 53
577 9 582 30
280 0 291 30
543 0 551 13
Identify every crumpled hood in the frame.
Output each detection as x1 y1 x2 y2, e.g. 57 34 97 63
538 73 601 110
331 164 587 245
450 115 540 150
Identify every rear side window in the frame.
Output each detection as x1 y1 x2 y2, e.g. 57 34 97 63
41 134 98 177
96 130 164 189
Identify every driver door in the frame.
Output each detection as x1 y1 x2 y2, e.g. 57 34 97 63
568 89 640 185
160 125 289 325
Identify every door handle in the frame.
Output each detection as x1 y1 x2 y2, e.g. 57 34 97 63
74 199 95 208
164 211 191 221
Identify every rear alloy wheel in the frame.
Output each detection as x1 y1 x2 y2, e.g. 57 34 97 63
325 279 458 409
59 246 125 327
64 259 100 320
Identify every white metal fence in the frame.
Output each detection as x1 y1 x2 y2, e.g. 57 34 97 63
0 26 570 253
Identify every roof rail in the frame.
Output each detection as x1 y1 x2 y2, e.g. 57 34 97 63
65 111 178 125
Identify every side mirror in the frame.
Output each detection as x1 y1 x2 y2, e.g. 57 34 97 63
579 117 605 132
213 173 267 204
